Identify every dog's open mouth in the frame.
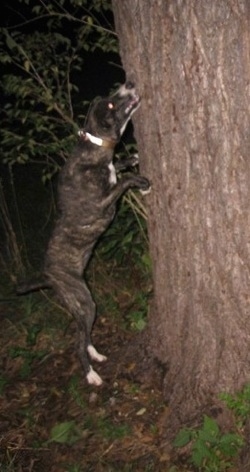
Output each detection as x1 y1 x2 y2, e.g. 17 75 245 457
125 94 141 115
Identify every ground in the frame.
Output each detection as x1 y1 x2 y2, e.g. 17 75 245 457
0 203 246 471
0 255 188 472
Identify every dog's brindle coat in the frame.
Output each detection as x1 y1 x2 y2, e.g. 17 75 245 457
19 82 150 386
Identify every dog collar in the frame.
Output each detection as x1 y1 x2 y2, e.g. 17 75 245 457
78 130 117 149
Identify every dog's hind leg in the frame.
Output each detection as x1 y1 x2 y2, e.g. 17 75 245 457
77 284 107 386
48 272 106 386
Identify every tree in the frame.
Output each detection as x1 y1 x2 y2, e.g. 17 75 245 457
112 0 250 430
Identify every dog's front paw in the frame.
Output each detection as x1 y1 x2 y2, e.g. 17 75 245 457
140 186 151 196
138 176 151 195
134 175 151 192
129 153 139 167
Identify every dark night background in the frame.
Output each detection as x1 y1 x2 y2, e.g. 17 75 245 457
1 0 124 98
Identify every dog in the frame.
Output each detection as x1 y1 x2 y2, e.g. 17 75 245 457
17 81 150 386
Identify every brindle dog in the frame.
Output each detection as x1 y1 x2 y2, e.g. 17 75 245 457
18 82 150 385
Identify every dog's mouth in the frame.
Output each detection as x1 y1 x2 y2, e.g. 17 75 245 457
116 82 141 117
124 94 141 115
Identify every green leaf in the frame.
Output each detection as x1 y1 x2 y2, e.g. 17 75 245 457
191 440 214 467
219 433 244 456
49 421 79 444
5 33 17 50
202 415 219 437
134 318 147 331
24 60 30 72
173 428 192 447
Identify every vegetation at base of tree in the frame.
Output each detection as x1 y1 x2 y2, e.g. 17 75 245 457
174 412 245 471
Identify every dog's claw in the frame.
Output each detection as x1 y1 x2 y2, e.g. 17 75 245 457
86 366 103 386
140 186 151 196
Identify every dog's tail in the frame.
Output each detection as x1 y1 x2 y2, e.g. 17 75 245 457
16 276 51 295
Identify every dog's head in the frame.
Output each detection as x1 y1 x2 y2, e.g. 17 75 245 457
85 82 141 143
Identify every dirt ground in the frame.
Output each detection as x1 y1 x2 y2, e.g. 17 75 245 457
0 260 189 472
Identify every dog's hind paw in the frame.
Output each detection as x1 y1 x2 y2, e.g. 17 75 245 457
86 366 103 386
87 345 107 363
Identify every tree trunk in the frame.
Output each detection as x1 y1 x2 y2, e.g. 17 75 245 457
112 0 250 425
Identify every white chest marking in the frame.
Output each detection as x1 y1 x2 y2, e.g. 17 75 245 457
108 162 117 185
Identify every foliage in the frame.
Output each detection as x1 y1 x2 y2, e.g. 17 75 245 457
68 374 87 409
97 194 149 269
220 383 250 428
173 415 244 471
126 292 150 331
8 345 47 378
0 0 118 179
96 416 131 440
48 420 81 445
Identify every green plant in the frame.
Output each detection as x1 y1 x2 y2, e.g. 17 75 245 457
68 375 87 409
173 415 244 472
97 416 131 440
97 196 149 267
66 465 83 472
8 346 47 378
0 0 118 177
220 383 250 428
47 420 81 445
126 291 150 331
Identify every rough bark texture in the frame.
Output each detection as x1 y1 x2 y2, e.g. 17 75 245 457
112 0 250 424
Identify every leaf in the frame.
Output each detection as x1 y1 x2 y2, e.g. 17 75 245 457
202 415 219 438
191 446 207 467
24 60 30 72
49 420 79 444
219 432 244 456
173 428 192 447
5 31 17 50
134 318 147 331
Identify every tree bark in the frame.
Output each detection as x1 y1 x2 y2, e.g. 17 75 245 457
112 0 250 425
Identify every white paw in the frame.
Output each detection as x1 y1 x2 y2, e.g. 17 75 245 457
86 366 103 386
87 345 107 363
131 153 139 166
140 186 151 196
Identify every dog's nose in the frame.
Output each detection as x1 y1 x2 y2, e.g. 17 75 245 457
125 81 135 90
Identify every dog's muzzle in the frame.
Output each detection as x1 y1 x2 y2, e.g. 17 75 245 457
116 82 141 116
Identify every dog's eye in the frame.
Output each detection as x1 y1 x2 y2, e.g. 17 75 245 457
108 102 115 110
